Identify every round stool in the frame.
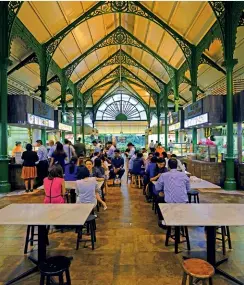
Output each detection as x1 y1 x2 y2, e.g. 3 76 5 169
188 189 200 203
39 256 71 285
76 215 97 250
182 258 214 285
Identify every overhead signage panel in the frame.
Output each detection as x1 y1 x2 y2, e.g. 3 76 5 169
169 122 181 131
184 113 208 128
59 123 72 132
27 114 54 128
185 100 203 120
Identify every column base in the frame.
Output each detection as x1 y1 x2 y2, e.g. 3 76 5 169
0 158 11 193
224 179 236 191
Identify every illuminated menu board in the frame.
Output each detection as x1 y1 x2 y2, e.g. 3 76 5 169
27 114 54 128
184 113 208 128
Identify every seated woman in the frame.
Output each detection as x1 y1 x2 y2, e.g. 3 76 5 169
44 165 66 204
64 157 78 181
76 166 107 210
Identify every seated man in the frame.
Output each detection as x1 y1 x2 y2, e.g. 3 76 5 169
155 158 190 227
171 154 186 172
110 150 125 179
131 152 145 176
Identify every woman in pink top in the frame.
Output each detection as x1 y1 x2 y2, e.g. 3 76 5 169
44 165 66 204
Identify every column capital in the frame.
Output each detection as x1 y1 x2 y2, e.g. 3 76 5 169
222 59 238 70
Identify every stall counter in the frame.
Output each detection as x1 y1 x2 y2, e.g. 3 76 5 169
182 159 225 186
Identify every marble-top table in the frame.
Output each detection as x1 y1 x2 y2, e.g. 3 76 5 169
152 178 221 189
159 203 244 285
38 180 104 190
0 203 94 285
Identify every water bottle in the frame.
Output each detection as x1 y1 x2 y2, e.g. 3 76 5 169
114 174 121 186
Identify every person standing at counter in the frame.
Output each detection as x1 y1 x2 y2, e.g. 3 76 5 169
12 142 23 157
21 144 39 193
36 140 49 187
48 140 56 158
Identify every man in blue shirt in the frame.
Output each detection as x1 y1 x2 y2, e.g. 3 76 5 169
131 152 144 176
110 150 125 179
36 139 48 186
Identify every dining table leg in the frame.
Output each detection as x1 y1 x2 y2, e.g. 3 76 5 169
6 225 48 285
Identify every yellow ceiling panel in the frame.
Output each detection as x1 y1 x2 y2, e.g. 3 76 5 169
84 52 100 71
179 83 189 93
81 2 97 12
184 70 191 80
103 14 116 33
169 48 186 69
145 22 165 53
88 16 106 43
140 52 155 71
73 22 94 53
30 2 67 37
10 38 31 61
59 2 84 23
198 67 224 89
66 94 73 101
198 63 210 76
18 2 50 43
46 85 60 101
122 14 136 34
170 2 206 39
234 42 244 71
204 39 223 62
72 60 90 80
70 72 79 83
50 82 61 92
52 47 69 68
150 60 169 83
153 2 177 23
133 14 149 43
11 66 40 88
158 32 181 64
186 3 216 44
81 76 95 91
57 33 80 63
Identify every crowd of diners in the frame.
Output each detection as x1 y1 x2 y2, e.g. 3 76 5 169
20 137 190 227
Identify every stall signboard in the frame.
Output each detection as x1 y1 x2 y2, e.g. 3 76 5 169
33 99 54 120
27 114 54 128
184 113 208 128
59 123 72 132
169 122 181 131
168 112 179 124
185 100 203 120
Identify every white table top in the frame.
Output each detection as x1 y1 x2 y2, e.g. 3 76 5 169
159 203 244 226
0 204 94 225
38 180 104 190
152 178 220 189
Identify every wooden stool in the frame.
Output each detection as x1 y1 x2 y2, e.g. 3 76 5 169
24 225 49 254
165 226 191 254
39 256 71 285
216 226 232 255
182 258 214 285
76 215 96 250
132 174 143 188
188 189 200 203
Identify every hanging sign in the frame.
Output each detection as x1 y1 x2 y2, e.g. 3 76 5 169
185 100 203 120
59 123 72 132
184 113 208 128
27 114 54 128
33 100 54 120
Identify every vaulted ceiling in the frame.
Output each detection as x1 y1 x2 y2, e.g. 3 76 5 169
8 1 244 112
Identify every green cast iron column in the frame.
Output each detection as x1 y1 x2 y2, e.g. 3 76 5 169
81 94 85 144
164 90 168 150
39 85 48 145
61 100 65 142
223 2 237 190
175 99 179 143
156 95 160 143
60 72 67 142
73 88 77 142
0 3 11 192
190 85 198 149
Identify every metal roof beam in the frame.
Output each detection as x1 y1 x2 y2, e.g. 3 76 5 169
8 52 38 76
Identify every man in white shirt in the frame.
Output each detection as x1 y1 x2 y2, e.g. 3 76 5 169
126 143 135 158
171 154 186 172
149 140 155 152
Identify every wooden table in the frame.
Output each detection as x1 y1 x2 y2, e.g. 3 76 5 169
0 203 94 285
152 178 221 189
159 203 244 285
38 180 104 190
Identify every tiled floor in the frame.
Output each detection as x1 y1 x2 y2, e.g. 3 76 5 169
0 179 244 284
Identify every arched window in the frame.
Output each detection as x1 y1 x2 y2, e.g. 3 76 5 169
96 94 147 121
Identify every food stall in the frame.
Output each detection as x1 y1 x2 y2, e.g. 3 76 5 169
8 95 55 190
182 95 226 186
